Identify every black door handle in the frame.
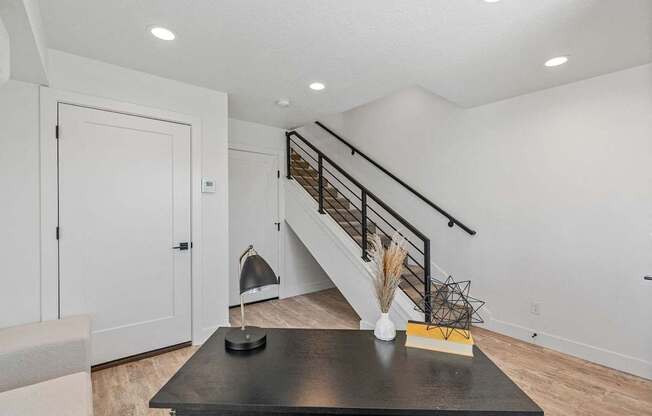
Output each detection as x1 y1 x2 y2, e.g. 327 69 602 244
645 276 652 281
172 242 189 251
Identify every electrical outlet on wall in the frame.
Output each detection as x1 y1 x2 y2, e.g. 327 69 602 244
530 302 541 316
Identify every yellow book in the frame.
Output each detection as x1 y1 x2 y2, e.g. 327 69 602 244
405 321 474 357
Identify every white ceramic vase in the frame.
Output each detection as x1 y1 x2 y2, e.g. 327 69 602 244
374 312 396 341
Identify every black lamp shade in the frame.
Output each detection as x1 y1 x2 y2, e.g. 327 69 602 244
240 254 278 295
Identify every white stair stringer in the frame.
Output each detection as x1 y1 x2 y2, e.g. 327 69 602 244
285 179 423 329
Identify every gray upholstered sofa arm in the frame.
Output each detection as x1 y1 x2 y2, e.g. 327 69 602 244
0 315 91 393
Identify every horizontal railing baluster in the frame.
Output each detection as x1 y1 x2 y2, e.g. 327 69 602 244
366 204 424 254
286 130 434 315
288 132 428 240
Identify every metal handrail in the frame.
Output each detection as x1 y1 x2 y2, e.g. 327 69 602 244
288 131 428 242
314 121 477 236
293 138 424 255
287 131 433 321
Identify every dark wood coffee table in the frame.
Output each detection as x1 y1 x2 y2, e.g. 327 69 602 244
151 328 543 415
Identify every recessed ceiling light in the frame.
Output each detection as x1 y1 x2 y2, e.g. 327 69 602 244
309 82 325 91
484 0 501 3
544 56 568 67
276 98 291 108
150 26 175 41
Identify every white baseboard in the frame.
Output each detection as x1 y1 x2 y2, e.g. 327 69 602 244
479 317 651 380
440 275 652 380
280 279 335 299
360 320 374 330
193 324 228 346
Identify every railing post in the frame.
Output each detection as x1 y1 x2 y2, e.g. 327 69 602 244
318 155 324 214
361 190 368 261
423 239 431 323
285 132 292 180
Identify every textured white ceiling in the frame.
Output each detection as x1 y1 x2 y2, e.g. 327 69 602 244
1 0 49 84
39 0 651 128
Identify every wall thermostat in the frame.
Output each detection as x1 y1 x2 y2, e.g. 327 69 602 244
202 177 217 193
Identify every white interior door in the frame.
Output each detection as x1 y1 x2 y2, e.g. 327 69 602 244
229 149 280 306
58 104 192 365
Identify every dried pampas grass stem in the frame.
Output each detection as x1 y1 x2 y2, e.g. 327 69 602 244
368 231 408 313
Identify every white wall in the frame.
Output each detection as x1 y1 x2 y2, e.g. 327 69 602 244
0 49 230 343
300 64 652 378
229 118 284 150
282 226 334 298
0 80 40 328
228 118 333 298
0 16 9 85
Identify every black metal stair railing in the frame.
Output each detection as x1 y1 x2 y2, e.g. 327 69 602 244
315 121 476 236
286 130 432 322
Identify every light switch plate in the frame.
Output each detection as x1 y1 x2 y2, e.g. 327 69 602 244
201 177 217 193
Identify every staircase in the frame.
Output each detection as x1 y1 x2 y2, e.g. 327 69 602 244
289 149 427 307
286 130 433 321
285 122 478 326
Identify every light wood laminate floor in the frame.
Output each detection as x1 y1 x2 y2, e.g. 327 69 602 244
92 288 651 416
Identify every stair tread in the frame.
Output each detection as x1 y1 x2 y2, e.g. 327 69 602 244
303 191 351 208
339 222 376 233
290 165 319 176
305 186 341 197
402 264 425 279
293 166 313 174
308 191 348 202
402 272 424 285
357 232 390 244
293 173 319 181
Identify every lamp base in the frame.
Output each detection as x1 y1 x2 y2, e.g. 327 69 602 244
225 326 266 351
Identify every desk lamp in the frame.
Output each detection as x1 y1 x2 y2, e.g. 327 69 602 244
225 245 278 350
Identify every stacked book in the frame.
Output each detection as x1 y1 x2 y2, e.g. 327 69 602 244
405 321 474 357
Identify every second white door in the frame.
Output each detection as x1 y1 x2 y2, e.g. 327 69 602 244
228 149 280 306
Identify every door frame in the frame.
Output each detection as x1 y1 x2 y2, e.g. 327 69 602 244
227 143 285 300
39 87 204 344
